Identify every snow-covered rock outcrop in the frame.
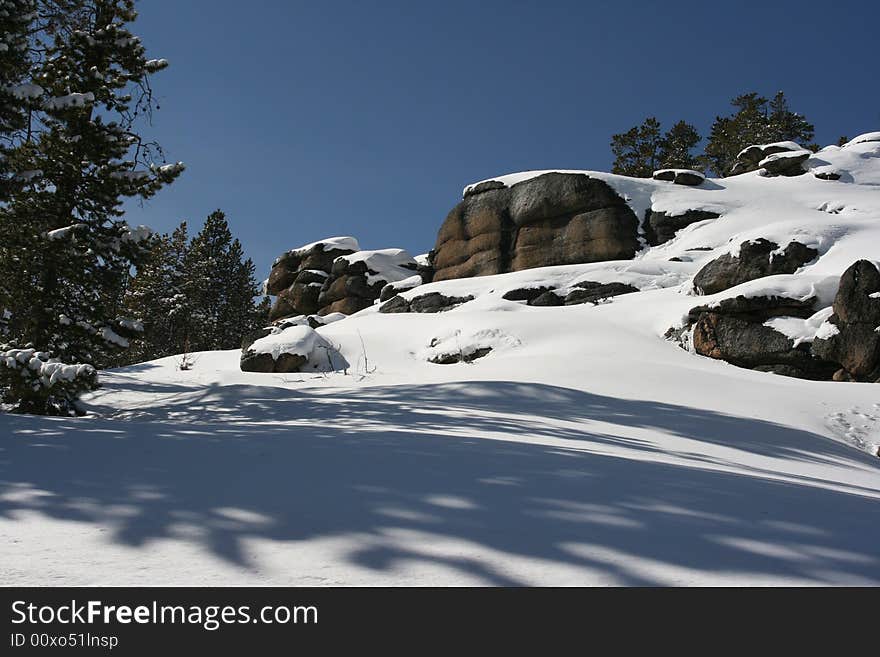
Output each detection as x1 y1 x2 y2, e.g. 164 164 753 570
248 132 880 382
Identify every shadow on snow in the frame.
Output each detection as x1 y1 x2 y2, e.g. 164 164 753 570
2 380 879 585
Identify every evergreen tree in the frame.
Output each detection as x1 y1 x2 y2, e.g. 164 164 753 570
611 118 701 177
659 120 702 170
702 91 815 176
0 1 183 413
180 210 265 354
766 91 815 146
0 1 37 202
611 117 663 177
118 221 190 364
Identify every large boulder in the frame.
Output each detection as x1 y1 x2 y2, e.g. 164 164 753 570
510 207 640 272
813 260 880 381
240 325 337 374
759 150 811 177
644 209 720 246
693 239 818 295
729 141 805 176
432 187 511 281
681 294 838 380
433 173 640 282
691 311 836 380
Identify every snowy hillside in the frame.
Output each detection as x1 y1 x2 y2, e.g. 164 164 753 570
2 135 880 586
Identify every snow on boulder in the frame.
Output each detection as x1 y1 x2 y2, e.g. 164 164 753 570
842 132 880 148
380 274 423 301
334 248 418 286
318 248 421 316
758 150 811 177
266 237 361 321
240 324 344 373
763 307 835 348
417 328 521 364
267 237 360 296
730 141 805 176
693 239 818 295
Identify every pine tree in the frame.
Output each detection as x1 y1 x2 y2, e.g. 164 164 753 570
611 117 663 177
659 120 702 170
766 91 815 146
611 118 702 177
118 222 191 364
180 210 265 354
0 1 37 202
0 1 183 414
702 91 815 176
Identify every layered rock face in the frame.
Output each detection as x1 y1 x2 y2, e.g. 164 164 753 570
432 173 640 282
266 237 360 321
265 237 425 322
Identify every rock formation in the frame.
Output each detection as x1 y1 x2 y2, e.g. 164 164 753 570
693 239 818 295
813 260 880 381
264 237 424 322
432 173 640 281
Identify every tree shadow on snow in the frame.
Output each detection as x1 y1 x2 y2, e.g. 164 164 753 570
1 380 879 585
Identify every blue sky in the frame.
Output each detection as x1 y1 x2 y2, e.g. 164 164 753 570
125 0 880 277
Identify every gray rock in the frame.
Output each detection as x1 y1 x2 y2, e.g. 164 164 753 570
240 350 276 373
652 170 676 182
463 180 506 197
652 169 704 186
673 171 705 186
814 171 841 181
564 281 639 305
760 151 810 177
409 292 475 313
529 291 565 307
644 209 720 246
274 353 308 373
686 294 817 324
693 239 818 295
502 286 554 302
812 260 880 381
379 295 411 314
429 347 492 365
691 311 837 380
433 173 639 282
508 173 627 227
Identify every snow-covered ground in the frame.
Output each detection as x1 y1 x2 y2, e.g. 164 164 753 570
2 135 880 586
2 288 880 586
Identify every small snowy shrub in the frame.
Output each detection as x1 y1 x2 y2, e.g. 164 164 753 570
0 347 98 415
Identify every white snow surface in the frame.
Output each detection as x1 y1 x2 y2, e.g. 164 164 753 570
291 236 360 255
336 248 418 285
737 141 803 158
764 307 835 347
249 325 329 361
3 137 880 586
